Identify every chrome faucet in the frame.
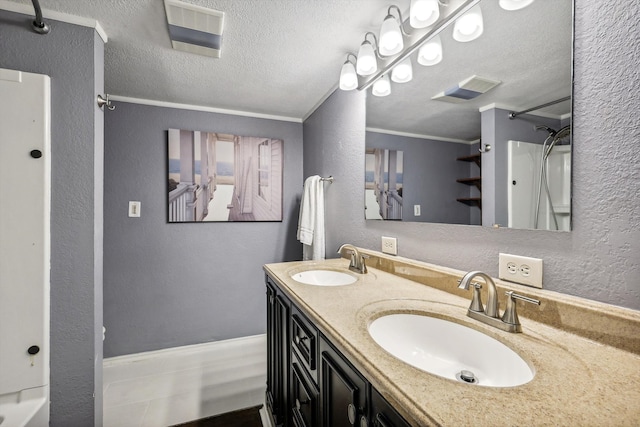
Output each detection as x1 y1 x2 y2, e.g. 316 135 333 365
458 271 540 333
458 271 499 318
337 244 368 274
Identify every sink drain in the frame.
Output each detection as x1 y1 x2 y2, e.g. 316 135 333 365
456 370 478 384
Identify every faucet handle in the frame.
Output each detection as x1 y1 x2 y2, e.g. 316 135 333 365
469 282 484 312
360 254 369 274
502 291 540 327
458 280 484 313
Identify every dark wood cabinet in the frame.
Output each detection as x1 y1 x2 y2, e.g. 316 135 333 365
370 388 412 427
291 305 319 384
291 352 319 427
266 278 291 427
320 337 368 427
266 274 411 427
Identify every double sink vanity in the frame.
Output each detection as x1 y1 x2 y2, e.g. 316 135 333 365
264 247 640 426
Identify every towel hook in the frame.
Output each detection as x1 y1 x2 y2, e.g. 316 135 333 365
97 94 116 111
479 143 491 153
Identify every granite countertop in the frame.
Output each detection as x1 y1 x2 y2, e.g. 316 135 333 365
264 254 640 427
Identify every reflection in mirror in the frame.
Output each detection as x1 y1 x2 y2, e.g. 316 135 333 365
364 0 572 231
365 149 404 220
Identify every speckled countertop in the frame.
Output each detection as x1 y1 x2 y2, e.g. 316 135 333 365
264 250 640 427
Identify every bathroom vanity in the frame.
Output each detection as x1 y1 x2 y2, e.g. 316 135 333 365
264 249 640 426
266 274 410 427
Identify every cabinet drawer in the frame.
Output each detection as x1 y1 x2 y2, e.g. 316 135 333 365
291 306 318 383
291 352 319 427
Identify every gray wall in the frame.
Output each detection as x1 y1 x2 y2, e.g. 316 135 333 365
0 10 103 427
304 0 640 311
302 88 366 255
104 102 303 357
366 131 473 224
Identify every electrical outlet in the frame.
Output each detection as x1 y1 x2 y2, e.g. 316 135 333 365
381 236 398 255
128 201 141 218
498 253 543 288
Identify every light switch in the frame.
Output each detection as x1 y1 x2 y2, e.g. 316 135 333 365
414 205 421 216
128 201 141 217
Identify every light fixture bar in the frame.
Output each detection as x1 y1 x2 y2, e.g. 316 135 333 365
357 0 481 91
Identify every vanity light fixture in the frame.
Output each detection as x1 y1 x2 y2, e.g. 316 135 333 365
356 32 380 76
417 34 443 66
338 0 480 92
339 54 358 91
499 0 535 11
372 74 392 97
410 0 440 29
379 6 410 56
391 57 413 83
452 4 483 42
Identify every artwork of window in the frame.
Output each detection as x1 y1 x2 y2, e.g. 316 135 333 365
365 148 404 220
167 129 283 222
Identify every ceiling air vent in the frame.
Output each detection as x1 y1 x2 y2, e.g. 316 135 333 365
432 75 501 103
164 0 225 58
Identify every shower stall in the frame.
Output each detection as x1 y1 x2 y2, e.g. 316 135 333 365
507 130 571 231
0 68 51 427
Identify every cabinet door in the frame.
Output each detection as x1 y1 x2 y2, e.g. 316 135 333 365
370 388 412 427
320 338 368 427
291 353 319 427
266 284 276 415
267 280 291 426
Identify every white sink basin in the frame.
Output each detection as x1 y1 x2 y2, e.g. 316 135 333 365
368 314 534 387
290 269 357 286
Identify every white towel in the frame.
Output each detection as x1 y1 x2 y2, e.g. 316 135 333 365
297 175 325 260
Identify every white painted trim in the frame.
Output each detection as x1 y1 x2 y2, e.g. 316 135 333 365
108 95 302 123
302 83 339 122
103 333 265 366
103 334 267 426
259 405 274 427
0 0 108 42
366 127 477 145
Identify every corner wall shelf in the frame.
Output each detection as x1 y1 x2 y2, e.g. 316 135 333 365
456 176 482 191
456 154 482 210
456 153 481 167
456 197 482 209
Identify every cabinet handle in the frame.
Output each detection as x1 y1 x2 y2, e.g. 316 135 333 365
348 403 357 425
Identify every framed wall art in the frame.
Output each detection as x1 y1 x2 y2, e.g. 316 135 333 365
168 128 283 222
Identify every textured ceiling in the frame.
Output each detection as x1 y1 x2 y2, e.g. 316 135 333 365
4 0 572 138
366 0 573 141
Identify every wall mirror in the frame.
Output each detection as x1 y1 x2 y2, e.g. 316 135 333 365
365 0 573 231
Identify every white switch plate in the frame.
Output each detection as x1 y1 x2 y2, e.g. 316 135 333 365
498 253 543 288
128 201 141 217
381 236 397 255
414 205 421 216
